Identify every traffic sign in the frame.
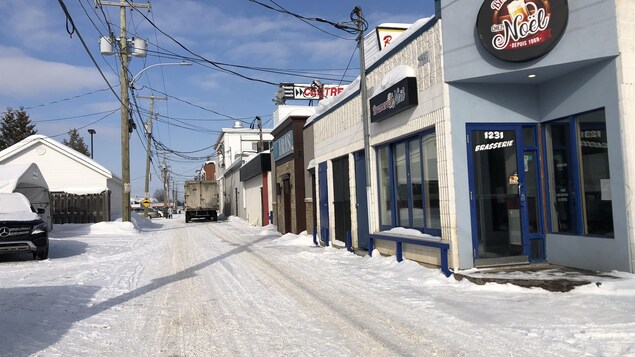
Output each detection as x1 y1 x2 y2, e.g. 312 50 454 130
141 198 151 208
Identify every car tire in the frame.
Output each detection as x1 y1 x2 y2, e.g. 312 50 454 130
34 247 49 260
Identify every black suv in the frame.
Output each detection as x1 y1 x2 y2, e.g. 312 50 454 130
0 193 49 260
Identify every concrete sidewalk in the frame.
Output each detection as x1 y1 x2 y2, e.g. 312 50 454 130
453 264 622 292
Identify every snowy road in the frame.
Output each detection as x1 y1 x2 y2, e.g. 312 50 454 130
1 216 634 356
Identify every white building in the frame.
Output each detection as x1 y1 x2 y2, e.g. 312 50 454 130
213 122 273 220
0 135 123 221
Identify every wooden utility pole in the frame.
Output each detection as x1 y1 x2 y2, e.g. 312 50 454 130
355 7 374 240
96 0 150 222
138 95 166 217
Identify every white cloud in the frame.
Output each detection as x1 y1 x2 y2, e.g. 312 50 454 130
0 1 71 52
0 47 116 98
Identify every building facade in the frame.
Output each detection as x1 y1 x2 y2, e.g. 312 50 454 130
306 0 635 274
213 124 273 219
271 106 315 234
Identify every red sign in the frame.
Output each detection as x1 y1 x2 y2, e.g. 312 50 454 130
477 0 568 62
293 85 344 100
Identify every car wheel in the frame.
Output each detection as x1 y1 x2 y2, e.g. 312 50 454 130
34 247 49 260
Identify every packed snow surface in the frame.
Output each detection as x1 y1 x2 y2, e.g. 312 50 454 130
1 215 634 356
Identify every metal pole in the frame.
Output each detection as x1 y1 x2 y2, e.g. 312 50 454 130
88 129 96 159
356 7 374 239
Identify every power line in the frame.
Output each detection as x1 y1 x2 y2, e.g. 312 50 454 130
48 108 118 138
56 0 124 108
2 88 112 113
125 0 278 86
265 0 355 40
140 42 357 83
249 0 364 34
33 108 119 122
135 86 240 121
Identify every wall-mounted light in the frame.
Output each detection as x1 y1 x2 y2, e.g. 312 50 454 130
528 74 537 78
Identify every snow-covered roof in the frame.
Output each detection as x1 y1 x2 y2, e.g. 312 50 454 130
306 159 315 171
0 163 49 193
304 16 436 128
366 16 435 67
371 65 416 98
0 135 121 182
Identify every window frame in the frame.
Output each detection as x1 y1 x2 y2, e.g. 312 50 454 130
543 108 614 238
375 130 441 236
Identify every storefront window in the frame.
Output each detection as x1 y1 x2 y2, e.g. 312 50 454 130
545 109 613 237
422 134 440 229
394 143 408 226
378 146 391 226
410 139 423 227
377 131 440 234
578 111 613 236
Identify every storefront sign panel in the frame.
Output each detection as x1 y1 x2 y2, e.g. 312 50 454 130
370 77 418 123
376 26 407 51
476 0 569 62
273 130 293 161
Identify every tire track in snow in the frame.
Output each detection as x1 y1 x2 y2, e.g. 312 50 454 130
205 222 442 356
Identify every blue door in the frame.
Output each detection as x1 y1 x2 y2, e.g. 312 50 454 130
354 151 369 250
318 162 329 246
467 124 545 265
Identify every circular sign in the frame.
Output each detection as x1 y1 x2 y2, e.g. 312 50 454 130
476 0 569 63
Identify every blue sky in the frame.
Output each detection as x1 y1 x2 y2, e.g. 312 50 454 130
0 0 435 200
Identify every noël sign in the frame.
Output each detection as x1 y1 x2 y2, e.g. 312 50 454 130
476 0 569 62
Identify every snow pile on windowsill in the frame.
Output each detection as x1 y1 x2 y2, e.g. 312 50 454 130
384 227 441 241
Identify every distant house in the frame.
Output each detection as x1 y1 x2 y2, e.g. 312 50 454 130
0 135 123 223
213 122 273 220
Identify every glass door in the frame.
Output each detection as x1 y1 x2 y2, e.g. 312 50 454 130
468 124 544 264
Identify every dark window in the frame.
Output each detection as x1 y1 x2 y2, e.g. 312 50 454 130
545 109 614 237
377 131 440 235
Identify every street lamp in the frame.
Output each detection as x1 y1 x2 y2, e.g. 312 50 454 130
129 61 191 219
87 129 96 159
130 61 192 88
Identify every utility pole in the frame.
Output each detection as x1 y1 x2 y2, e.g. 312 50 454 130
354 6 374 240
96 0 150 222
138 95 166 218
162 158 169 216
256 116 263 152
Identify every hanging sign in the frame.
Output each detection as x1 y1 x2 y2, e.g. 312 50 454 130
476 0 569 62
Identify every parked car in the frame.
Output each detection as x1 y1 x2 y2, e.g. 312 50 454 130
132 207 162 219
0 192 49 260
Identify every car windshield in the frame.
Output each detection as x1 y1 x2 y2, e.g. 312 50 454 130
0 193 31 214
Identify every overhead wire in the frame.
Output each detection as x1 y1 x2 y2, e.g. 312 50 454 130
56 0 124 109
33 108 119 122
48 108 118 138
139 43 356 83
265 0 355 40
125 0 278 86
